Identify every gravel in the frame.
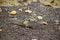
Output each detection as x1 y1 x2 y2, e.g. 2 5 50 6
0 2 60 40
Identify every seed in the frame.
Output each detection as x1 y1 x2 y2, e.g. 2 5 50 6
9 10 17 15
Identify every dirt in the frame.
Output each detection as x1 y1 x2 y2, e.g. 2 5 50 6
0 2 60 40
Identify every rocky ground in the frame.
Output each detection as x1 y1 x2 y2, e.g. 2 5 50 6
0 2 60 40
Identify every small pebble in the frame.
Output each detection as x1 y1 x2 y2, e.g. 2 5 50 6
42 22 47 25
54 20 59 22
0 8 2 12
19 9 22 11
25 10 32 13
54 20 59 24
9 10 17 15
22 20 29 26
32 38 37 40
37 16 43 19
0 29 2 32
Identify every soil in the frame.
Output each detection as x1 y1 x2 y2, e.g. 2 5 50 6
0 2 60 40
